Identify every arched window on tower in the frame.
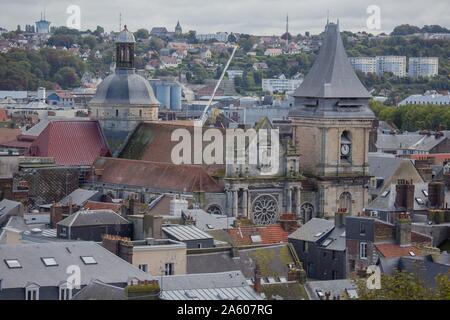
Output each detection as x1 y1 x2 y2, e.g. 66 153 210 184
339 192 352 214
115 109 119 117
340 131 352 161
139 109 142 117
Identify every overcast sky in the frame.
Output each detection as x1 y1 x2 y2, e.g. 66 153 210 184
2 0 449 35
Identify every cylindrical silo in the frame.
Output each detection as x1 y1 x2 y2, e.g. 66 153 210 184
156 83 171 109
170 83 182 111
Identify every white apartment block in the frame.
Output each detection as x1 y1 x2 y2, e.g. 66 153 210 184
408 57 439 78
196 32 228 42
376 56 407 77
349 56 407 77
262 78 303 93
349 57 377 74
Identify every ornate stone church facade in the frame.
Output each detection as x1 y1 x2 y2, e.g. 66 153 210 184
220 22 375 224
89 23 375 226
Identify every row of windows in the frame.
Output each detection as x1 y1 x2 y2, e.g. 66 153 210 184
25 286 72 300
138 262 175 276
4 256 97 269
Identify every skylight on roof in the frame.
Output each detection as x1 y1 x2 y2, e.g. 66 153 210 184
422 190 429 197
415 197 425 205
381 190 390 198
80 256 97 265
409 251 416 256
314 232 324 237
41 257 58 267
321 238 333 247
4 259 21 269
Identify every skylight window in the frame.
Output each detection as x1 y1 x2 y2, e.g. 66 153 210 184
321 238 333 247
41 257 58 267
4 259 22 269
314 232 324 237
80 256 97 265
381 190 390 198
422 190 429 197
415 197 425 205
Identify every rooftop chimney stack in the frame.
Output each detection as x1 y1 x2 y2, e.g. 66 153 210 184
396 213 412 247
334 208 348 228
395 179 415 211
253 263 262 294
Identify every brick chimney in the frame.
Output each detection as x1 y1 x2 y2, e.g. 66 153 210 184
395 179 415 211
428 182 445 208
396 213 412 247
253 263 262 294
334 208 348 228
50 202 74 228
102 234 133 263
143 214 163 239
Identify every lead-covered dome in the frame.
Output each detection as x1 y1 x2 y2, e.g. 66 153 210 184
90 69 159 107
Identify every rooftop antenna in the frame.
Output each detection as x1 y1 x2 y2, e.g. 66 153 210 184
119 13 122 31
327 10 330 25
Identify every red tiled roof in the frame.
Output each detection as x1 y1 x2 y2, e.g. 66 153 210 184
83 200 122 212
28 120 110 166
0 128 20 144
94 157 223 193
375 243 421 258
227 225 289 246
0 109 8 122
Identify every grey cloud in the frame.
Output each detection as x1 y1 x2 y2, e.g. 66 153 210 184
1 0 449 35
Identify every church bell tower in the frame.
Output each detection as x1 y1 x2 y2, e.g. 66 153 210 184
289 22 375 218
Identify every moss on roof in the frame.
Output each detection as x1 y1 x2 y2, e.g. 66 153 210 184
248 245 294 277
120 124 156 160
261 283 309 300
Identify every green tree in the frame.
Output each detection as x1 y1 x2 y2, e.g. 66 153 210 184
355 270 449 300
134 28 150 40
54 66 79 88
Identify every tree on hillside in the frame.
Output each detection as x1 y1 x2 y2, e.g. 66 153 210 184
391 24 421 36
134 28 150 40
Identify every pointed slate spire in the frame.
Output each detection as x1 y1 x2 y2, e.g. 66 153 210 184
293 22 370 99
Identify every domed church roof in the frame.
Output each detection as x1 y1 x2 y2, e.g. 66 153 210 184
116 25 136 43
89 26 159 107
89 69 159 107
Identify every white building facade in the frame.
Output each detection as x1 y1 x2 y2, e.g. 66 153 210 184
408 57 439 78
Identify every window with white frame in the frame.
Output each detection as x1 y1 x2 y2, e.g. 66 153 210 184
25 286 39 300
59 286 72 300
359 242 368 259
138 264 148 272
164 263 174 276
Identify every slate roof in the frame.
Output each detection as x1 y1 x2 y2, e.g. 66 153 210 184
187 244 296 278
305 279 358 300
159 271 263 300
0 241 152 289
58 188 100 207
71 280 127 300
378 254 450 288
89 69 159 107
94 157 223 193
376 132 449 152
366 182 450 212
293 23 370 99
162 225 213 241
28 120 110 166
0 199 22 218
182 209 235 231
288 218 334 243
57 209 130 227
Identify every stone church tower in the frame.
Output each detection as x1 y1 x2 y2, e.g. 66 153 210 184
89 26 159 155
289 22 375 218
